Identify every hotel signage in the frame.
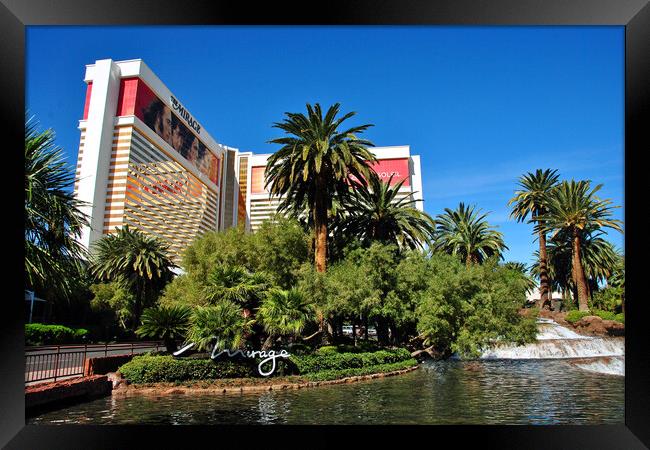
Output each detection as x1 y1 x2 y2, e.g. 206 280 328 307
170 95 201 135
174 342 291 377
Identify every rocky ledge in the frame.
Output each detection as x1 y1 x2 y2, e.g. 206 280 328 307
112 365 419 397
536 309 624 337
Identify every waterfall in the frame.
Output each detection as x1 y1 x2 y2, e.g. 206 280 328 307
479 318 624 376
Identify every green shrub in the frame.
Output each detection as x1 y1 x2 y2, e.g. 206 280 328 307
565 310 590 324
289 348 412 374
118 354 260 383
25 324 89 345
565 310 625 324
315 346 338 354
593 310 616 321
303 359 418 382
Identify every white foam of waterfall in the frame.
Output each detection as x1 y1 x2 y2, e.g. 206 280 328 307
479 318 624 376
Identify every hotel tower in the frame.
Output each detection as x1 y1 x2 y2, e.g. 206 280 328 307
74 59 424 261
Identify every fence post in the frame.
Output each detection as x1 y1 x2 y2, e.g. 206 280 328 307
105 343 108 358
53 346 60 382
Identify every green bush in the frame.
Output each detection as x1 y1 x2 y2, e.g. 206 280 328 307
593 310 616 321
315 346 338 354
289 348 412 374
565 310 590 324
25 323 89 345
118 354 260 383
303 359 418 382
565 310 625 324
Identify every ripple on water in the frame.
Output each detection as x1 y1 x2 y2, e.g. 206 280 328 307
28 359 623 425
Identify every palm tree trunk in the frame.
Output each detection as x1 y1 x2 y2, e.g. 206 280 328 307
314 179 328 273
572 231 590 311
538 229 551 309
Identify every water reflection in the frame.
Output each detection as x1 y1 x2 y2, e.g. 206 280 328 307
28 359 623 425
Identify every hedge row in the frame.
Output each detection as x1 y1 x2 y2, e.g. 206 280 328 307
118 348 415 384
289 348 412 374
25 323 89 346
303 359 418 382
118 355 260 383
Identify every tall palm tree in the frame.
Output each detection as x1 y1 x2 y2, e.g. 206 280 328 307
433 202 508 266
540 180 622 311
257 288 315 350
265 103 377 273
508 169 560 309
90 225 177 328
25 116 90 302
335 175 436 251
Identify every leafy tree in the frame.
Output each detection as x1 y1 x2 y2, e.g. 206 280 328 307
249 216 310 288
266 103 377 273
539 180 622 311
136 304 192 353
90 282 136 331
185 302 252 352
508 169 560 309
181 226 251 281
502 261 538 295
335 175 436 251
416 255 537 358
257 288 315 349
90 225 176 329
433 202 508 266
160 218 309 309
25 116 90 303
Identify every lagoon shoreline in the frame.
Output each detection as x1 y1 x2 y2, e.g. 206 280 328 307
112 364 420 397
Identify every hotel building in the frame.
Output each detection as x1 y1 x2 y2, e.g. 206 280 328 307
75 59 424 261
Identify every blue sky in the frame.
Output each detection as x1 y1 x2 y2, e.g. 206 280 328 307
26 26 624 265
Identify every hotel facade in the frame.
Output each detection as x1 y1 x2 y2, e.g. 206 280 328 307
75 59 424 261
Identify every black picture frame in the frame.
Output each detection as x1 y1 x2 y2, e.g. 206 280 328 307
2 1 648 448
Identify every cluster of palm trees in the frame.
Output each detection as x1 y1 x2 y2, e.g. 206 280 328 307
264 103 514 270
137 267 315 354
509 169 622 311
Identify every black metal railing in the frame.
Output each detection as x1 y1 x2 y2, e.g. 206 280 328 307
25 341 163 384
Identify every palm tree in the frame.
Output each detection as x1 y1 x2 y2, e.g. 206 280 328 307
204 264 270 312
508 169 560 309
185 301 252 352
503 262 538 293
433 202 508 266
25 116 90 302
90 225 176 329
265 103 377 273
257 288 315 350
540 180 622 311
531 229 621 307
136 304 192 353
335 175 436 251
